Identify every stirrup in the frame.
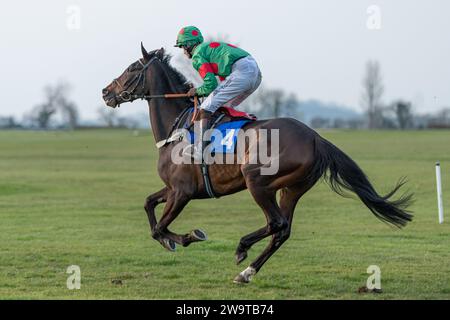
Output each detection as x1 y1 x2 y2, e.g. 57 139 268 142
183 144 203 161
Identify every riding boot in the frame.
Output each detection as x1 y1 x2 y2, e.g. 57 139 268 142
184 110 212 162
193 110 213 162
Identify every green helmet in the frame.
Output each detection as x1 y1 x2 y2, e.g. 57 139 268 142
175 26 204 48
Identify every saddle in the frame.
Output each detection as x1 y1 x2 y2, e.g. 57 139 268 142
165 104 257 200
156 104 257 149
217 106 257 121
183 106 257 131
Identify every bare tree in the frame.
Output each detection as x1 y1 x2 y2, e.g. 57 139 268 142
361 60 384 129
262 88 284 118
33 103 56 129
31 81 79 129
244 86 300 119
60 101 79 130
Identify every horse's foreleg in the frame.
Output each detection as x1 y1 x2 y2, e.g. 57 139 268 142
144 187 180 251
144 187 169 232
152 190 206 250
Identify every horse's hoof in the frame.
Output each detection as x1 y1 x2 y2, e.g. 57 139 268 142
233 266 256 284
233 274 249 284
191 229 208 241
235 251 247 265
161 238 176 252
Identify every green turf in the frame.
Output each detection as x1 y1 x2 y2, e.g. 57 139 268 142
1 129 449 299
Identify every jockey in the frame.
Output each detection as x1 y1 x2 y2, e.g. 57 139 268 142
174 26 262 160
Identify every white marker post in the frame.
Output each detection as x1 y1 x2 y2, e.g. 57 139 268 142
436 162 444 224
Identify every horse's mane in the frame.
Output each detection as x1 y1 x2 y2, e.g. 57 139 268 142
158 53 190 92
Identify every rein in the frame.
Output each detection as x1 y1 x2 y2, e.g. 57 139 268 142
115 56 198 117
112 51 216 197
155 95 199 149
115 55 200 148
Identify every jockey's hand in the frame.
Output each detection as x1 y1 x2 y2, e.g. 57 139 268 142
187 87 196 97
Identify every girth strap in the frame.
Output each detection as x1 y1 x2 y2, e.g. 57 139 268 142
155 102 221 199
200 163 218 198
199 112 225 199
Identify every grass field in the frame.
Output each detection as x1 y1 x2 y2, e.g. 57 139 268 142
1 129 450 300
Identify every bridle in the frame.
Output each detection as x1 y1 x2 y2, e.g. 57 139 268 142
111 53 200 148
110 49 212 197
112 55 198 119
114 56 158 103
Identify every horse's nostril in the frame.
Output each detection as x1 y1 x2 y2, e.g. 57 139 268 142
102 88 109 96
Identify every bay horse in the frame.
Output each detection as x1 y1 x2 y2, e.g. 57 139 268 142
102 44 413 283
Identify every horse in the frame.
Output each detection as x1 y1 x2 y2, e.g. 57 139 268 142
102 43 413 283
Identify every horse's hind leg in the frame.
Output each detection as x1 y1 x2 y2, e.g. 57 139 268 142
234 186 306 283
277 185 307 240
234 184 288 283
235 226 267 265
235 185 305 264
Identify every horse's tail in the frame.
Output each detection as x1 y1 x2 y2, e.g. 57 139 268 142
307 135 413 228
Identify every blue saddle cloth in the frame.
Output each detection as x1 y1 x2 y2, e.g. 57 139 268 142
187 119 252 154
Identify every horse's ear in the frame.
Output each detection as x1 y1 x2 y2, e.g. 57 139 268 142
141 42 151 61
156 47 165 59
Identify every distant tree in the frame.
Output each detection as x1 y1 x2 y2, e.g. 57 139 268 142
0 116 19 129
311 117 330 129
60 101 79 130
333 118 346 129
245 86 300 119
33 103 56 129
381 115 397 129
347 118 365 129
428 107 450 128
361 60 384 129
436 108 450 124
31 81 79 129
262 88 284 118
283 93 302 119
391 100 413 129
117 116 139 129
97 106 118 127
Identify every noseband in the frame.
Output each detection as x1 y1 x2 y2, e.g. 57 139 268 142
115 56 158 102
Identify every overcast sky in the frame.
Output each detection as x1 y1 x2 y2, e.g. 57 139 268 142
1 0 449 120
